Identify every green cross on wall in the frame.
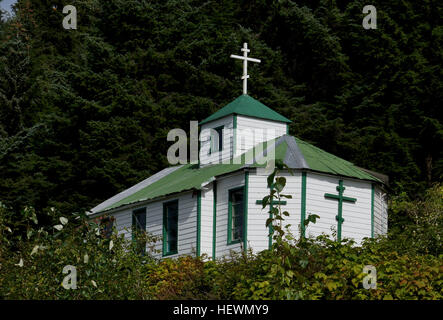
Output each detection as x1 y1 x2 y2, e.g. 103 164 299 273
324 180 357 241
256 199 287 249
255 200 287 206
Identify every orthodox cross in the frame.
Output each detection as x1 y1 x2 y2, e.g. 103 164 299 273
256 198 287 249
230 42 261 95
324 180 357 241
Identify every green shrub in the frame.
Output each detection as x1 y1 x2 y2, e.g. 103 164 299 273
145 255 219 299
389 184 443 255
0 205 156 299
1 183 441 300
209 236 442 300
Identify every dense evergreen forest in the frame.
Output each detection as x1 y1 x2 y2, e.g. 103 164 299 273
0 0 442 219
0 0 442 301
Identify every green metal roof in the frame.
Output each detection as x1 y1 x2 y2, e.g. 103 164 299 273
200 95 292 125
293 137 379 181
103 162 245 211
94 135 382 214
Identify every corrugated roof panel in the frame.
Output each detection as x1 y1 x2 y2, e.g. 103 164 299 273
90 165 183 214
293 137 380 182
95 135 382 214
104 162 244 211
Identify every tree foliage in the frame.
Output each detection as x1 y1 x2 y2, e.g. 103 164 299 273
1 197 441 300
0 1 441 227
1 165 442 300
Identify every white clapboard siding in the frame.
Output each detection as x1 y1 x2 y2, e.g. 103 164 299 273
111 191 198 259
277 172 303 240
112 207 133 241
200 115 234 166
373 186 388 236
373 187 382 236
215 171 245 257
246 173 269 252
247 171 302 252
341 180 372 243
305 173 372 245
200 183 214 257
381 189 388 234
110 170 384 259
235 115 287 157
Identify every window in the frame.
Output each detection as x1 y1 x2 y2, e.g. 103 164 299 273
210 126 224 154
228 187 245 244
100 216 115 239
132 208 147 254
163 200 179 256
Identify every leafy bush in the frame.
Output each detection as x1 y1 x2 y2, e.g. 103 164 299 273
215 236 442 300
214 165 442 300
1 183 441 300
389 184 443 256
145 255 218 299
0 205 157 299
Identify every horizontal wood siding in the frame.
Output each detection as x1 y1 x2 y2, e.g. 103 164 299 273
110 171 382 257
305 173 372 245
200 115 234 166
247 171 302 252
111 192 198 259
373 186 388 236
200 184 214 257
215 172 245 257
236 115 287 157
113 208 133 241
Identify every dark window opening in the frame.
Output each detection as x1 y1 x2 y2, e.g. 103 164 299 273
100 216 115 239
132 208 147 254
163 200 178 255
210 126 224 154
228 188 244 244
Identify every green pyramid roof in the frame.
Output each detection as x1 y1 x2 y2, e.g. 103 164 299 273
200 95 292 125
91 135 384 214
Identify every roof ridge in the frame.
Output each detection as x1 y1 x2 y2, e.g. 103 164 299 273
282 135 310 169
93 134 384 214
200 95 292 125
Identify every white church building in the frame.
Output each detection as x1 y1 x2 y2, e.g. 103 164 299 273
89 43 388 259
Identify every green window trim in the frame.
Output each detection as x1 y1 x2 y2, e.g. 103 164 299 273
233 114 237 157
268 195 273 250
244 171 249 251
162 251 178 257
256 200 288 205
162 199 179 256
371 184 374 238
209 126 224 155
300 172 307 238
132 207 147 254
132 208 146 240
196 190 201 257
212 181 217 261
227 186 245 246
